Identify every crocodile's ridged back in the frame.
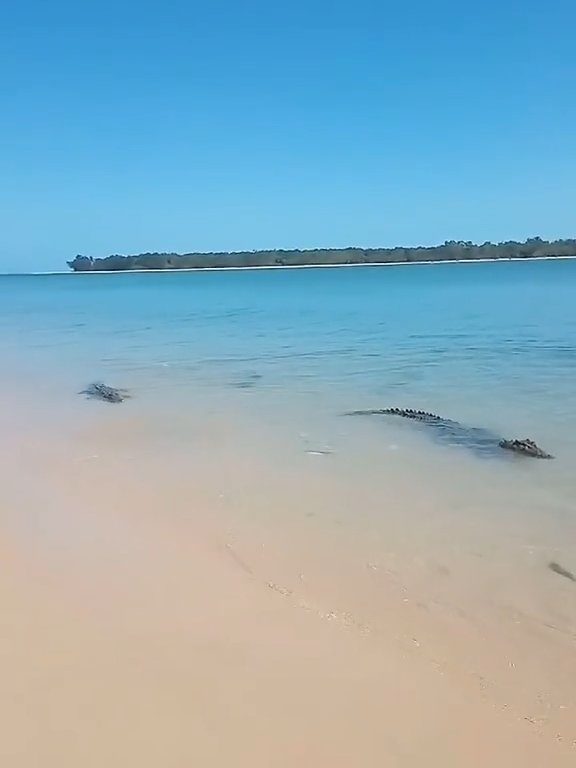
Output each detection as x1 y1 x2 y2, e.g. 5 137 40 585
348 407 446 423
346 407 554 459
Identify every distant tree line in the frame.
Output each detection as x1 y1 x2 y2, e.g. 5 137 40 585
67 237 576 272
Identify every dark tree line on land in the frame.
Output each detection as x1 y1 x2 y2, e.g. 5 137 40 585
67 238 576 272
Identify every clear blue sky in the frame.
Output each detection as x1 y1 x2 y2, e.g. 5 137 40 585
1 0 575 271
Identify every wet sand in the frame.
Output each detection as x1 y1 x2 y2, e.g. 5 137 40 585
1 391 575 766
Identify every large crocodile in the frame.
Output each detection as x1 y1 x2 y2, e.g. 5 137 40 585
347 408 553 459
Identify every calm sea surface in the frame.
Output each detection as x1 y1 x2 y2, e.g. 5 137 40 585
3 260 576 746
1 260 576 481
2 259 576 650
2 260 576 425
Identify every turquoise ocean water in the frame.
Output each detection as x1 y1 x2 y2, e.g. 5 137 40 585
2 258 576 636
1 259 576 485
2 260 576 431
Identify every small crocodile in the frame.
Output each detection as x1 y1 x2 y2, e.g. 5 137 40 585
347 408 554 459
82 382 130 403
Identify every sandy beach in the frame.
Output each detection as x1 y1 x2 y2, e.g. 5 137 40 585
1 386 575 767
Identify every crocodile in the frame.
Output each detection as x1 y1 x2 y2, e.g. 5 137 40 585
347 408 554 459
498 438 553 459
82 382 130 403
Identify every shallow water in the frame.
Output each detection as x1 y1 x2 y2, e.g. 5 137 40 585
2 261 576 391
2 260 576 462
2 261 576 757
2 259 576 579
2 259 576 520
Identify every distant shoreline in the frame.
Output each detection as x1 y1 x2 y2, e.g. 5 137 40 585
65 238 576 273
16 253 576 276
